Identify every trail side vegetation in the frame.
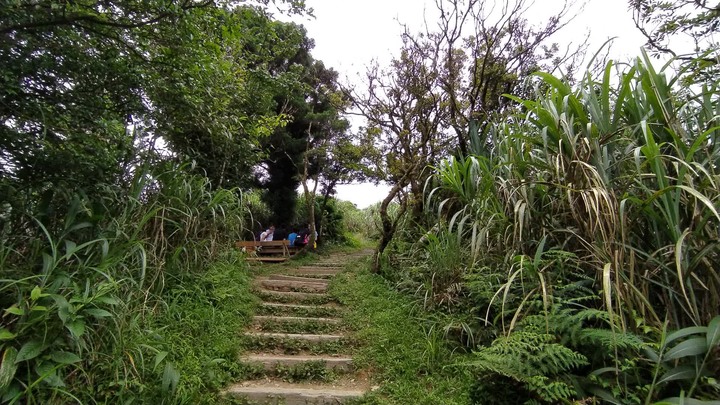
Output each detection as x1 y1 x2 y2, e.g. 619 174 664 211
0 0 363 403
350 0 720 404
1 0 719 404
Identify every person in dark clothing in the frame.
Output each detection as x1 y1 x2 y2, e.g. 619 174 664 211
295 227 309 247
273 225 288 241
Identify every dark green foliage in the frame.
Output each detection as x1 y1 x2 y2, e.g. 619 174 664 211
467 332 588 404
255 34 349 226
296 195 349 245
469 375 532 405
131 253 256 404
0 161 251 403
380 22 719 402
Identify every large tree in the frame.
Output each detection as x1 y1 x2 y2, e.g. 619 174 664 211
0 1 310 231
257 45 349 228
349 0 583 271
153 5 302 190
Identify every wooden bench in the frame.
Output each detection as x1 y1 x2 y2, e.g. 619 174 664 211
236 240 298 263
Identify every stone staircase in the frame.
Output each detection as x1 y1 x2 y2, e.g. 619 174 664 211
226 252 372 404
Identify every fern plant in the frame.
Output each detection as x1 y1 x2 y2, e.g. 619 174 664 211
467 332 588 404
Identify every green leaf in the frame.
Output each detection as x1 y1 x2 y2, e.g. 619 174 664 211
4 305 24 316
95 296 119 306
0 347 18 390
35 362 64 387
15 340 44 363
66 319 86 339
162 362 180 396
655 398 720 405
587 386 623 405
674 185 720 223
154 351 168 372
644 346 660 363
0 329 16 341
30 286 41 301
50 351 81 365
707 316 720 348
590 367 619 376
64 240 77 257
657 365 697 385
53 295 72 324
83 308 112 318
664 337 707 362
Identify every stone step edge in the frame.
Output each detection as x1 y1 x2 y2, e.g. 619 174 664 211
256 288 329 295
270 274 331 284
241 354 353 369
259 302 339 309
258 277 329 285
259 280 329 290
292 266 342 271
253 315 341 324
225 385 366 401
244 332 344 341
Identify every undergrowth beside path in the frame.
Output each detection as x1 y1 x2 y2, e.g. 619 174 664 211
148 252 257 404
331 262 473 405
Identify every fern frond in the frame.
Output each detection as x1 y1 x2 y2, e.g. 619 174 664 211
579 327 644 351
467 332 587 403
527 376 578 402
468 332 588 377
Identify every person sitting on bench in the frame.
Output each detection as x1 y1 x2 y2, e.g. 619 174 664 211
287 227 299 246
295 227 308 247
259 225 275 241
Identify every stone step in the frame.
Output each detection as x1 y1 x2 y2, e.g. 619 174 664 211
324 255 368 260
241 354 353 372
312 263 345 268
288 267 342 276
296 265 343 270
256 289 332 305
285 273 334 280
257 303 341 318
270 274 331 284
244 332 344 342
226 383 365 405
259 279 328 293
247 256 288 263
253 316 341 324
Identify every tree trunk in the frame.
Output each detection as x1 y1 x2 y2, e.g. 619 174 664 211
317 179 337 245
300 125 320 252
372 176 410 273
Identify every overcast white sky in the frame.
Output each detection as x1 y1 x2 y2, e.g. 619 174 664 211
291 0 648 208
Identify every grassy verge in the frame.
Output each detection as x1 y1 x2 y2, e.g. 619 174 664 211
141 251 258 404
330 260 473 405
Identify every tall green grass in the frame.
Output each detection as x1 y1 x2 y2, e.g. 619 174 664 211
410 51 720 402
0 161 252 404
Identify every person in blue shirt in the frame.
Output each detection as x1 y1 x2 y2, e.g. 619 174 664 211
287 228 298 246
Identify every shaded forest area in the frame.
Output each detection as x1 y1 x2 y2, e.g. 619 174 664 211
1 1 365 403
1 0 719 404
